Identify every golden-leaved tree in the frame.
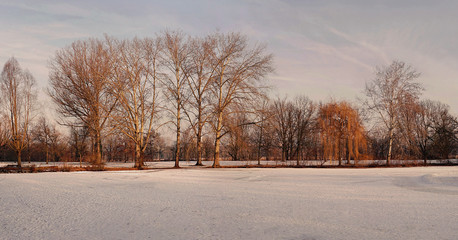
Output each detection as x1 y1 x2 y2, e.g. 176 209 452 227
317 101 366 166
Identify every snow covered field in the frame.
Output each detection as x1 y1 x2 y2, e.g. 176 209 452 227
1 167 458 240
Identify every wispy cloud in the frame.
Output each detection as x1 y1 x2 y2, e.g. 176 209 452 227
1 0 457 113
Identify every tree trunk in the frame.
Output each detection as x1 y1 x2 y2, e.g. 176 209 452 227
258 121 264 166
195 99 204 166
134 142 143 168
17 150 22 168
213 111 223 168
296 142 301 166
281 143 286 162
175 106 181 168
94 132 103 167
336 136 342 166
139 151 144 169
257 138 261 165
387 128 393 166
195 128 203 166
46 144 49 164
196 138 203 166
213 135 221 168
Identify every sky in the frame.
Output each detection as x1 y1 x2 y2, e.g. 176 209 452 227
1 0 457 116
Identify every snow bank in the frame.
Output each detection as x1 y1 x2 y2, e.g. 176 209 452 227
1 167 457 239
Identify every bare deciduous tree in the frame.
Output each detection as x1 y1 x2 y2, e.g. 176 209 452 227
252 99 273 165
109 37 162 168
209 32 273 167
225 111 251 162
272 97 295 161
429 103 458 160
1 57 36 167
397 98 445 162
161 30 190 168
412 100 435 163
69 125 89 167
364 61 423 165
182 35 217 166
293 96 315 165
32 116 60 164
48 38 116 166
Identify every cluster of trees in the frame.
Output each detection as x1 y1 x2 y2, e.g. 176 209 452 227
1 31 457 168
364 61 457 164
8 30 272 168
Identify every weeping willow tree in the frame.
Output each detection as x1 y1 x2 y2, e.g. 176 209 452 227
317 101 367 165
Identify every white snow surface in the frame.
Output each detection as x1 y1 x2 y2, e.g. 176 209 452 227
1 167 458 240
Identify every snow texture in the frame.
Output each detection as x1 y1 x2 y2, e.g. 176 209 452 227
1 166 458 239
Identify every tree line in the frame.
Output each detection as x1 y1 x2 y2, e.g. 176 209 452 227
1 31 457 168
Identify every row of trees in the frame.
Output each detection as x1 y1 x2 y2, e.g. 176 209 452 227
48 30 273 168
1 31 457 168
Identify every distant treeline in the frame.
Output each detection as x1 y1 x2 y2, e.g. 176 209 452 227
1 30 457 168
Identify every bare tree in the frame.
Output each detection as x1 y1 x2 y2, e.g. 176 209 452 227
272 97 296 161
48 38 117 166
293 96 315 165
252 99 273 165
69 125 89 167
397 98 441 162
225 111 252 162
397 97 420 159
109 37 162 168
161 30 190 168
209 32 273 167
429 103 458 160
0 57 36 167
32 116 60 164
182 35 217 166
364 61 423 165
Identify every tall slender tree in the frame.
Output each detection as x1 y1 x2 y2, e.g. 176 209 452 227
182 35 217 166
0 57 36 167
161 30 190 168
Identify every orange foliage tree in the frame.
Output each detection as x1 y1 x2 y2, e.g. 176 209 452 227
317 101 367 165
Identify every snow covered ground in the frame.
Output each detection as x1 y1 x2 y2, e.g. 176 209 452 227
1 167 457 240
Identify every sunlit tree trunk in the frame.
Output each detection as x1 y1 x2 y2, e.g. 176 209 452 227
213 104 223 168
175 98 181 168
387 127 393 166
